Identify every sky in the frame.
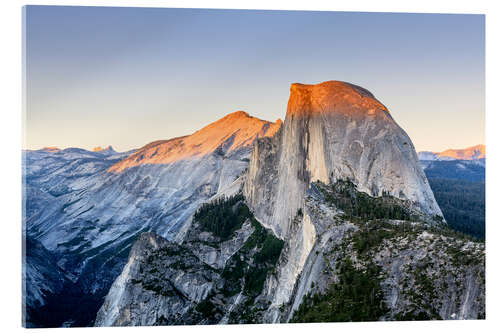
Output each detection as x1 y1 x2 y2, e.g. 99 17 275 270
24 6 485 152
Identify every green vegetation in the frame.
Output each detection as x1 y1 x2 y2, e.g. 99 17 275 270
400 263 442 320
142 279 176 297
292 205 395 323
222 218 284 298
191 195 284 323
194 194 251 240
195 292 222 318
257 233 284 264
427 178 485 240
444 241 484 267
318 179 415 221
351 220 404 258
291 178 484 323
424 160 484 183
318 178 481 243
195 299 216 317
291 258 387 322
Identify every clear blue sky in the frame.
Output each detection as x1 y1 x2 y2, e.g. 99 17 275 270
24 6 485 152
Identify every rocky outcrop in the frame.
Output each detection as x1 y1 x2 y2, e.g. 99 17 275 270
23 237 70 327
94 232 219 326
375 231 485 320
95 196 284 326
95 179 484 326
283 182 484 323
244 81 443 240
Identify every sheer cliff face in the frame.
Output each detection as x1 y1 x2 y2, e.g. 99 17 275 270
244 81 442 238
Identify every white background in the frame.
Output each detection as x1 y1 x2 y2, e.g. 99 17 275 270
0 1 498 332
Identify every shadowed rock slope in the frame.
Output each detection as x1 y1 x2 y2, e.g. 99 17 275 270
95 180 484 326
24 112 281 327
95 195 284 326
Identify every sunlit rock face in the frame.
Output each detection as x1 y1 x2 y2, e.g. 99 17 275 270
438 144 485 160
245 80 443 239
108 111 282 173
418 144 486 161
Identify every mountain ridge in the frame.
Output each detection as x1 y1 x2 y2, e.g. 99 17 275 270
418 144 485 161
108 111 282 173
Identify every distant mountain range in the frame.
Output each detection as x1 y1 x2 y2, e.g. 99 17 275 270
418 145 485 183
418 144 485 161
417 145 485 240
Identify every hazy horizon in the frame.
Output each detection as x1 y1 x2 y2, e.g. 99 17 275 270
24 6 485 152
22 107 486 154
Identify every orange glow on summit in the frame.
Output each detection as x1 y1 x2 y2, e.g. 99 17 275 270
287 81 389 117
108 111 282 173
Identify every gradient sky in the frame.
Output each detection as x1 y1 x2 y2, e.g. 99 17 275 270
24 6 485 152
